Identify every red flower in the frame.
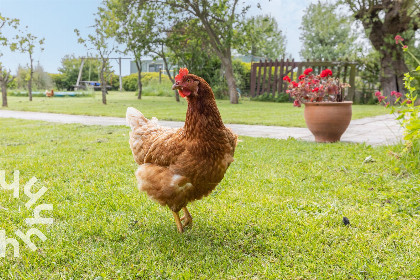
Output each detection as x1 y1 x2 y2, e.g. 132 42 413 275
298 74 305 80
283 76 291 83
375 91 382 97
291 81 298 88
403 45 408 50
406 100 412 104
378 95 386 102
312 87 319 92
320 69 333 78
395 35 404 44
385 102 390 108
303 68 313 75
390 91 402 98
293 100 301 107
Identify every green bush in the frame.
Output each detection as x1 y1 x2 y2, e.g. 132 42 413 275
251 92 290 103
122 73 138 91
233 60 251 96
121 61 249 100
7 90 94 97
108 73 120 91
8 91 46 97
122 72 172 92
49 73 67 90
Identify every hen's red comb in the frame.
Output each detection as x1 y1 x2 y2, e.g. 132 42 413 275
175 68 189 82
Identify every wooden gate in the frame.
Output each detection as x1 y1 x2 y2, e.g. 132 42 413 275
250 59 357 99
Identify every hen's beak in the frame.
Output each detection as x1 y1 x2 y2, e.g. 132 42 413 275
172 82 182 90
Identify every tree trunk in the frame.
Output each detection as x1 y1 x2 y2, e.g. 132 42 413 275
160 51 180 102
135 60 142 99
28 54 33 101
0 68 13 107
1 82 7 107
100 60 107 105
348 0 417 100
380 55 409 100
221 55 238 104
174 90 180 102
28 78 32 101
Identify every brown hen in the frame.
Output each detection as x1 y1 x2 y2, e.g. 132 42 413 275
126 68 237 233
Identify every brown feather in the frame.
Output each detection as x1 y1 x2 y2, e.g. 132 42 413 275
127 74 237 212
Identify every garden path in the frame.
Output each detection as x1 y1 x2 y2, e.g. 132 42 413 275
0 110 402 146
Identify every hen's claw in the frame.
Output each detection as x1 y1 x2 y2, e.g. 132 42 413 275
181 207 193 227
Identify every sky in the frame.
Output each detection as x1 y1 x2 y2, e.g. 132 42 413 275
0 0 316 76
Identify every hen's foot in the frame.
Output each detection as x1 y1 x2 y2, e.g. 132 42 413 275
180 207 193 227
172 211 183 233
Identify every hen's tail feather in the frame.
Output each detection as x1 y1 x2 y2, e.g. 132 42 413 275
126 107 148 130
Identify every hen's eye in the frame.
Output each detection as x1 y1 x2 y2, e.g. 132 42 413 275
187 79 191 82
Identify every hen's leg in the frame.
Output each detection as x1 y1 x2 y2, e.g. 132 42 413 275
172 211 183 233
181 207 193 227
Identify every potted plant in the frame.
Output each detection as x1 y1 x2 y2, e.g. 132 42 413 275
284 68 352 143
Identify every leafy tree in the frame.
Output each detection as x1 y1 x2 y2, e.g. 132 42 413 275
237 15 287 61
11 32 44 101
300 1 360 61
141 0 255 104
56 54 101 90
101 0 156 99
0 13 19 53
15 65 29 89
75 15 117 105
163 18 220 101
14 63 52 91
343 0 420 96
32 63 53 90
354 50 382 103
0 13 20 106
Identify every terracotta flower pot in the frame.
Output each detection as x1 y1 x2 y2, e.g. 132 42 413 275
304 101 353 143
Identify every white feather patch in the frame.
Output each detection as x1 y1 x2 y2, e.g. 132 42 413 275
135 164 149 191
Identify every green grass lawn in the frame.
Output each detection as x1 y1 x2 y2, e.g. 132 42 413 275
1 92 389 127
0 119 419 279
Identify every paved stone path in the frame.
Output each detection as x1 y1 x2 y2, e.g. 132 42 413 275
0 110 402 146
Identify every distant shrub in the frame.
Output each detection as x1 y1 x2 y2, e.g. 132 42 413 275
202 59 252 99
122 73 138 91
7 90 94 97
108 73 120 91
142 83 174 97
49 73 67 90
122 72 171 92
121 61 251 100
233 60 251 96
8 91 46 97
251 92 290 103
143 72 171 85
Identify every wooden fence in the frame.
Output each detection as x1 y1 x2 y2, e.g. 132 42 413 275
250 59 357 99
